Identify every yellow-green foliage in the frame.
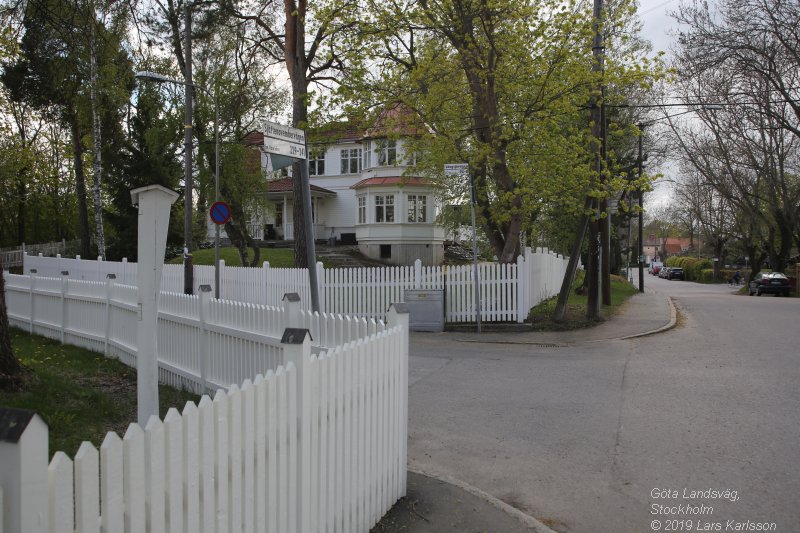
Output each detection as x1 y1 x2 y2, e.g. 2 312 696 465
665 256 712 281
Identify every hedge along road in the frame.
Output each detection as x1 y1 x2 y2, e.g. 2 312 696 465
405 278 799 532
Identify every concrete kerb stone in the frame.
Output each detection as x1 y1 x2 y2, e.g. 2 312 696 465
407 466 559 533
618 296 678 340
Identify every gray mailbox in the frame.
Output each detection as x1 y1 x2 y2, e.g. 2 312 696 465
404 289 445 332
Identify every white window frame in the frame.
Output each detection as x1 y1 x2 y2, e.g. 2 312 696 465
407 194 427 222
363 141 372 168
376 139 397 166
358 196 366 224
309 151 325 176
340 148 362 174
375 194 395 223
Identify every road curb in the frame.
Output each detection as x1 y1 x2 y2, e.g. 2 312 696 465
618 296 678 340
407 466 559 533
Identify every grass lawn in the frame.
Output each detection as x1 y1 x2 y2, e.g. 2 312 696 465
0 328 199 456
169 246 296 268
527 272 640 330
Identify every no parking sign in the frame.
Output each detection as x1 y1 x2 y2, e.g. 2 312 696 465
209 201 231 225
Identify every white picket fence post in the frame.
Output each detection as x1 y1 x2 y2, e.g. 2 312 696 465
60 271 69 344
199 284 212 395
281 328 312 533
316 262 325 313
28 269 36 335
0 408 49 533
104 274 115 357
387 303 410 496
262 261 271 306
219 259 226 300
414 259 422 289
516 254 527 323
283 292 302 329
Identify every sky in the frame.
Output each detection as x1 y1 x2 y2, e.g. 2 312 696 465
638 0 683 57
636 0 687 207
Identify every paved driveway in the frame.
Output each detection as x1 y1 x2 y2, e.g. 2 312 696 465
407 279 800 532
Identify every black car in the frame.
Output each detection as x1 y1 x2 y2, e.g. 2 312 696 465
667 267 684 280
748 272 791 296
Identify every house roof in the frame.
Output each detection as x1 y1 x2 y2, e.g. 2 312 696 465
664 243 683 253
266 177 337 197
350 176 432 190
363 102 433 139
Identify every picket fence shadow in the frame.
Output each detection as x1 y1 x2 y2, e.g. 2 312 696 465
1 272 409 533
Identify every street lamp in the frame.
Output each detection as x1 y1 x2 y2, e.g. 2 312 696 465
134 71 221 299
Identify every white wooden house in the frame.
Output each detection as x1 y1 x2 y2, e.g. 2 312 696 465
212 104 446 265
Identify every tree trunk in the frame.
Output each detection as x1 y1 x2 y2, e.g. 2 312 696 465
90 27 106 259
71 115 91 258
0 266 24 389
285 0 310 268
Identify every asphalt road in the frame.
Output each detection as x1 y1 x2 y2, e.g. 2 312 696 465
407 277 800 532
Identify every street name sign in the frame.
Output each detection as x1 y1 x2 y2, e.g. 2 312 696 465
263 121 307 171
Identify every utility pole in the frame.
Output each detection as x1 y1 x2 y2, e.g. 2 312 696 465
183 3 195 295
638 128 645 292
587 0 604 319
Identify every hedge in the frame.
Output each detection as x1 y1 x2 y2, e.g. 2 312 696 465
665 256 713 281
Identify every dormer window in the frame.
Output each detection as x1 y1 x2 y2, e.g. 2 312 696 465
376 140 397 166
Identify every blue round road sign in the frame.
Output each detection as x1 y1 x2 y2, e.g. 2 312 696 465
210 201 231 225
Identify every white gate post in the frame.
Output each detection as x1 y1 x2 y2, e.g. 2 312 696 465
0 408 49 533
281 328 312 533
131 185 180 426
414 259 422 289
387 303 410 496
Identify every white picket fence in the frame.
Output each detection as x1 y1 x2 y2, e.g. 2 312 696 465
4 273 391 393
1 272 409 533
23 246 571 323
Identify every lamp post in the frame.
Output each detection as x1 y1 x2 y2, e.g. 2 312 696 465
134 71 221 299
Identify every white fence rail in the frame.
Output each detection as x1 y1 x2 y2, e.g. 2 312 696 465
1 273 409 533
4 273 388 394
23 246 571 323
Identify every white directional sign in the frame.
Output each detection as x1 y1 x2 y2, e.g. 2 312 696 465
264 121 307 163
444 163 468 176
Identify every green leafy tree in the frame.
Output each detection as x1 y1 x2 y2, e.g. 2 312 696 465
1 0 132 257
337 0 660 263
105 77 184 261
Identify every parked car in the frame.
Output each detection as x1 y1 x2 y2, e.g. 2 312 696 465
659 267 671 278
667 267 684 280
649 262 663 275
748 272 792 296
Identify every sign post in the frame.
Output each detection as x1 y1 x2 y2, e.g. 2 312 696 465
263 121 320 312
445 163 481 333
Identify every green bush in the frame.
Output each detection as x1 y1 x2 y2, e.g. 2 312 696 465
665 256 713 281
